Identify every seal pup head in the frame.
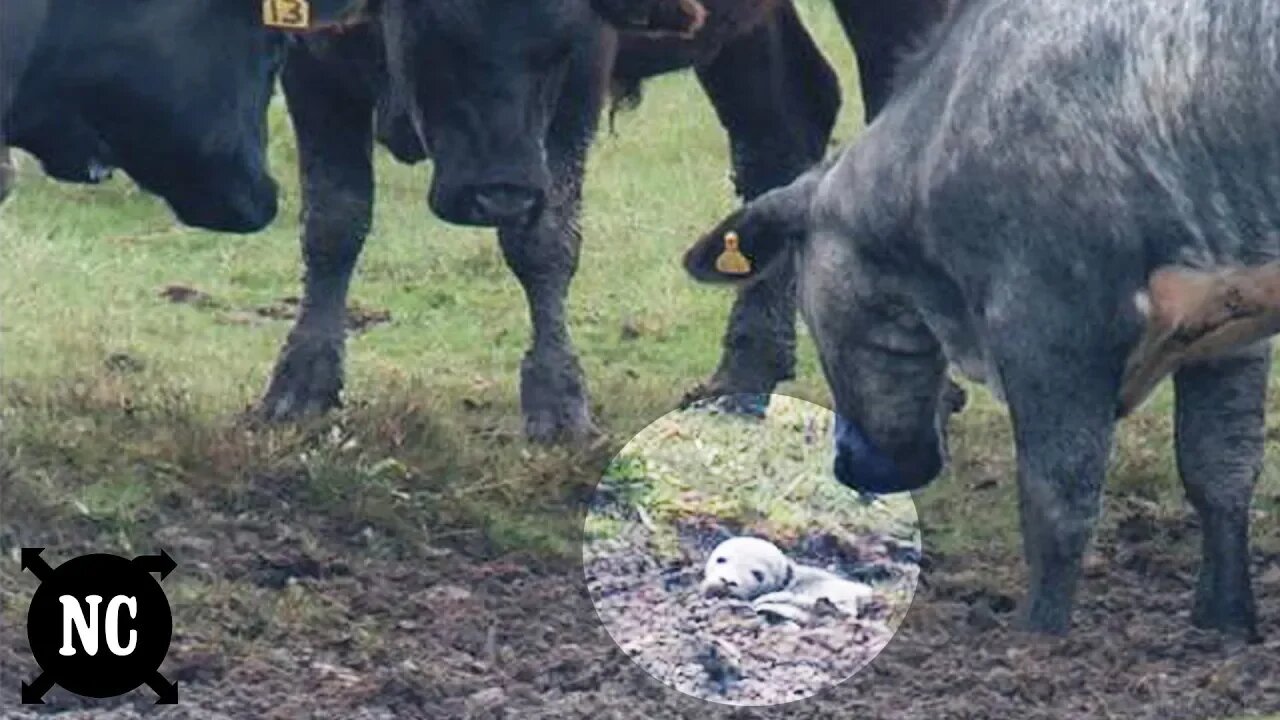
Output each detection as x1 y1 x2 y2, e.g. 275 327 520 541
699 537 793 600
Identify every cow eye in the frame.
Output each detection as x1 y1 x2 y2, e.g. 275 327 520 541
752 570 765 582
715 557 726 564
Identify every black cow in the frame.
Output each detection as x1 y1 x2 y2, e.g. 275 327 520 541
0 0 47 203
1 0 367 229
258 0 947 442
684 0 1276 639
829 0 948 120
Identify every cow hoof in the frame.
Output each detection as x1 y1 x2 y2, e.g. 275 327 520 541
523 406 600 445
519 352 598 444
1192 597 1261 643
678 378 774 417
259 336 344 422
1020 604 1072 636
687 392 771 419
678 380 721 409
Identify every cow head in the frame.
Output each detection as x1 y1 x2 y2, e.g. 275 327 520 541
8 1 285 231
820 296 951 496
377 0 706 227
8 0 368 232
684 161 951 495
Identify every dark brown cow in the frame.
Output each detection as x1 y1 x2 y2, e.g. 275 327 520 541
258 0 948 441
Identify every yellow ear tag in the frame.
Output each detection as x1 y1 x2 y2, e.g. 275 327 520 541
264 0 312 29
715 231 752 275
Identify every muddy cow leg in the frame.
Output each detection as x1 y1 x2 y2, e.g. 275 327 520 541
998 329 1118 634
1172 346 1267 641
689 3 840 407
260 43 376 420
830 0 946 122
494 45 609 443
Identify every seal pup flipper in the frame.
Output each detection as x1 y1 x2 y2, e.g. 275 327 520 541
752 595 814 625
753 589 815 609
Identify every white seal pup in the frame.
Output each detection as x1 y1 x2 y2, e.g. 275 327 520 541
699 536 873 624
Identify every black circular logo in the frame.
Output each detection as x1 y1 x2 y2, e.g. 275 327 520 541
22 549 177 704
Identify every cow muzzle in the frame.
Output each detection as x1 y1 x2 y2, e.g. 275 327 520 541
433 181 545 228
167 173 279 234
832 415 943 495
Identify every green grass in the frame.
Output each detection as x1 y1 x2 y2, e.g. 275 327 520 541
588 395 919 559
1 0 1279 572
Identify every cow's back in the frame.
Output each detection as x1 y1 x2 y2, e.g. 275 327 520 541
882 0 1280 276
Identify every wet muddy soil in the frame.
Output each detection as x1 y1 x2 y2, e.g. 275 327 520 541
2 480 1278 719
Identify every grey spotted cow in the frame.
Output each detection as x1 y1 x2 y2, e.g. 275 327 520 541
684 0 1280 638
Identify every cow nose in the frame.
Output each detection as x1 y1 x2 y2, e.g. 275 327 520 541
469 184 542 224
833 415 909 494
833 423 943 495
170 174 278 234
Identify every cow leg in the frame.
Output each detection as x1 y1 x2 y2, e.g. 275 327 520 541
494 52 606 443
1172 346 1267 640
689 2 840 408
260 48 375 421
497 207 596 442
830 0 946 122
1000 338 1117 634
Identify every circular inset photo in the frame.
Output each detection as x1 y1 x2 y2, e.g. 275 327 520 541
584 394 922 706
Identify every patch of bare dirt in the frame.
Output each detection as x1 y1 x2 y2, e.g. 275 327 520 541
251 296 392 333
2 483 1278 719
157 285 391 333
159 284 220 309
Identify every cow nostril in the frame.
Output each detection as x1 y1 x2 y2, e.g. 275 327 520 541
469 184 541 222
723 580 737 588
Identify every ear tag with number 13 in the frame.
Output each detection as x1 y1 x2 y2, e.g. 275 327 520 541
264 0 311 29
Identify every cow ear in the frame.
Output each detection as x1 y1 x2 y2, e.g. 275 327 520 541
262 0 372 32
683 207 773 285
591 0 708 37
1117 262 1280 417
683 170 819 285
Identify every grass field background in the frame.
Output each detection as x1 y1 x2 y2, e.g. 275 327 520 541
587 395 921 553
2 0 1278 648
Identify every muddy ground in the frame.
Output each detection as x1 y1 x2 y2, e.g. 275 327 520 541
584 518 919 706
2 473 1278 720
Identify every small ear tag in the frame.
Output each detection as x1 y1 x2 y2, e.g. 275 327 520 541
264 0 311 29
715 232 752 275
